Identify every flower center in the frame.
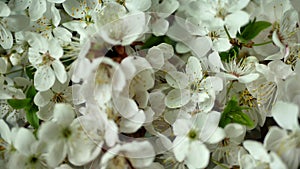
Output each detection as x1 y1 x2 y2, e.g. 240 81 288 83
29 155 38 164
62 127 72 138
208 31 220 41
52 92 66 103
188 129 198 140
215 8 228 20
107 155 127 169
41 52 54 66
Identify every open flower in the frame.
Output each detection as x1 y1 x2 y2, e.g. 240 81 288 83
172 111 225 168
25 32 67 91
165 56 223 112
38 103 102 167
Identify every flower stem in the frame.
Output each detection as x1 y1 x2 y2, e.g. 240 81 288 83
223 26 232 40
252 41 273 46
211 158 230 169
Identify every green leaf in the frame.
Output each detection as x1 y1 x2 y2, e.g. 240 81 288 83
230 113 254 127
238 20 272 42
26 86 37 99
141 35 176 49
7 98 32 109
25 105 39 129
25 66 36 79
219 97 254 128
141 35 164 49
219 46 239 62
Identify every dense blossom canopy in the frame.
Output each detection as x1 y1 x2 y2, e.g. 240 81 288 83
0 0 299 169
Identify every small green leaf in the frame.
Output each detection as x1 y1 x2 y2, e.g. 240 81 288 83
141 35 164 49
26 86 37 99
25 66 36 79
230 113 254 127
219 97 254 128
141 35 176 49
238 20 272 42
7 98 32 109
25 105 39 129
219 46 239 62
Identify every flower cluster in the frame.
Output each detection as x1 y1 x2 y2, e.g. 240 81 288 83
0 0 300 169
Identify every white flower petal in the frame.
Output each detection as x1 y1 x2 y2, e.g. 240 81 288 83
15 128 36 154
50 4 61 27
0 119 11 143
166 71 189 89
165 89 190 108
38 121 61 142
208 51 225 72
25 32 48 52
53 103 75 126
146 46 164 69
186 141 210 169
225 11 249 33
175 42 190 54
269 152 287 169
198 111 221 142
68 124 102 165
0 2 10 17
186 56 203 82
62 0 84 18
243 140 270 162
224 123 246 142
188 36 212 58
0 57 7 74
0 25 13 49
149 91 165 115
2 15 30 32
29 0 46 21
34 90 54 107
34 66 56 91
119 110 145 133
152 18 169 36
105 120 119 147
126 0 151 11
206 127 225 144
264 127 287 150
114 97 139 118
271 101 299 130
48 0 65 3
49 39 63 59
52 60 67 84
53 27 72 43
173 136 189 162
238 73 259 83
46 141 67 168
123 141 155 168
37 103 55 120
173 118 192 136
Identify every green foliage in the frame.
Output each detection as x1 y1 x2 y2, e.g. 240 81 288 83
25 66 36 79
219 97 254 128
237 18 272 43
219 46 239 62
141 35 176 49
7 98 31 109
7 86 39 129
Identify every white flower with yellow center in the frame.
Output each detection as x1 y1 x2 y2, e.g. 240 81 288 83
210 52 260 84
100 141 155 169
172 111 225 169
38 103 102 167
165 56 223 112
95 2 148 46
0 2 13 48
263 101 300 169
25 32 67 91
